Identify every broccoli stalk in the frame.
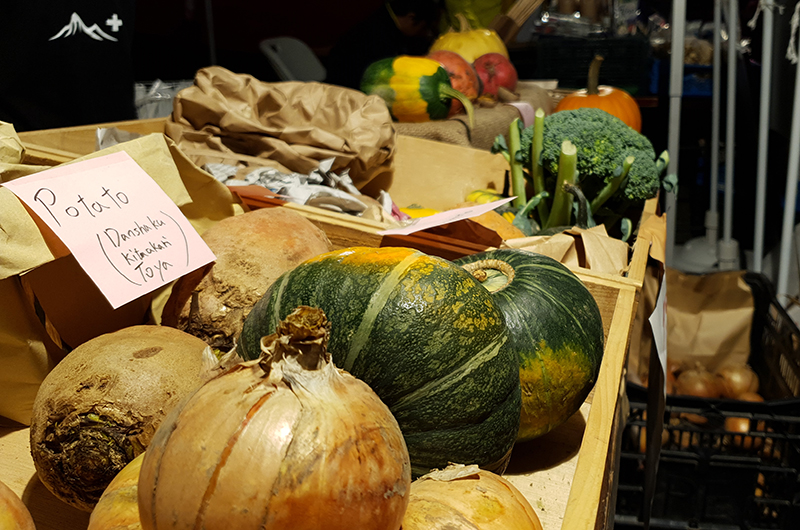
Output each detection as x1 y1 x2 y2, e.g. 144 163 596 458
545 140 577 229
590 155 635 214
530 108 549 224
508 118 527 210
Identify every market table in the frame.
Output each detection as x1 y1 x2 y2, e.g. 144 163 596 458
1 118 663 530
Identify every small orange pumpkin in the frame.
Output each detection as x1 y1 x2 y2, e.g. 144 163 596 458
555 55 642 132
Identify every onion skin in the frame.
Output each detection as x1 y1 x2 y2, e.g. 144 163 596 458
401 464 542 530
724 391 765 451
89 453 144 530
138 306 411 530
716 363 759 399
0 480 35 530
674 365 720 425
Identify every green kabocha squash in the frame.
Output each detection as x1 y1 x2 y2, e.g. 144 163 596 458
455 249 604 442
361 56 475 127
237 247 521 476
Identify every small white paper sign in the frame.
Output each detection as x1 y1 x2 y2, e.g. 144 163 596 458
379 197 517 236
648 273 668 398
2 151 216 309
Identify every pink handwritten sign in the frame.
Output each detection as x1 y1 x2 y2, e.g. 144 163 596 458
378 196 517 236
2 151 215 309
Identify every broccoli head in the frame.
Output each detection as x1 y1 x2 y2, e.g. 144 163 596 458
520 107 660 202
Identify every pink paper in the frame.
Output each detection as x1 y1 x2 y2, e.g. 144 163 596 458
378 197 517 236
3 151 216 309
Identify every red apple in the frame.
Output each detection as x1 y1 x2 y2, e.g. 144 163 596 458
473 53 518 98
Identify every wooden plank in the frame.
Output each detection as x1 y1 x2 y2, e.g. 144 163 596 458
561 285 639 530
17 118 166 156
0 426 91 530
361 135 509 212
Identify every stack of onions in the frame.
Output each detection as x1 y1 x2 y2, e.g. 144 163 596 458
137 306 411 530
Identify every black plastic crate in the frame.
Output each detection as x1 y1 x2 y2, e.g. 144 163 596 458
533 35 652 95
615 273 800 530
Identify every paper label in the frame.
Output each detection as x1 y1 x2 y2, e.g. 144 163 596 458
378 197 517 236
648 273 668 398
2 151 215 309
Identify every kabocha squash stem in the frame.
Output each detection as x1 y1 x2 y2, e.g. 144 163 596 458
461 259 515 292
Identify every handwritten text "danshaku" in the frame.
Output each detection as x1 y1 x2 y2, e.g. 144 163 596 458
103 216 167 247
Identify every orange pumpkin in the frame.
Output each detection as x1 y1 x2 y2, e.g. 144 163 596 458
555 55 642 132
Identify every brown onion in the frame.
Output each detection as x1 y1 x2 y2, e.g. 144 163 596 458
674 364 720 425
89 453 144 530
401 464 543 530
674 364 721 399
138 306 411 530
0 480 35 530
716 363 759 399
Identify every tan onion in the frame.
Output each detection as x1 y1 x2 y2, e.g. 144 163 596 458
674 364 721 399
138 306 411 530
401 463 543 530
674 364 720 425
716 363 760 399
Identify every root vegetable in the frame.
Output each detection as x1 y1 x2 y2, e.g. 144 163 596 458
88 453 144 530
30 325 219 512
162 207 332 352
716 363 759 399
138 306 411 530
401 464 542 530
674 364 720 425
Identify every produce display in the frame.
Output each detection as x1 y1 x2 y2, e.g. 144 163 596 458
138 306 411 530
402 464 543 530
161 207 332 352
236 246 522 477
456 249 605 441
0 479 35 530
29 326 219 512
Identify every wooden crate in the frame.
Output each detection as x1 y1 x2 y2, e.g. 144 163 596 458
2 118 661 530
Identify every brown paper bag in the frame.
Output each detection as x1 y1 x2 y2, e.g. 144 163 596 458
502 224 630 275
0 124 244 425
628 267 755 386
164 66 396 189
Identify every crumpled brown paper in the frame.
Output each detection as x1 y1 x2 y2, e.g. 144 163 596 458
501 224 630 276
0 124 244 425
164 66 396 189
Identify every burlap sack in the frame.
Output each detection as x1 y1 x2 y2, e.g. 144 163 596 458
164 66 396 189
394 83 556 150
